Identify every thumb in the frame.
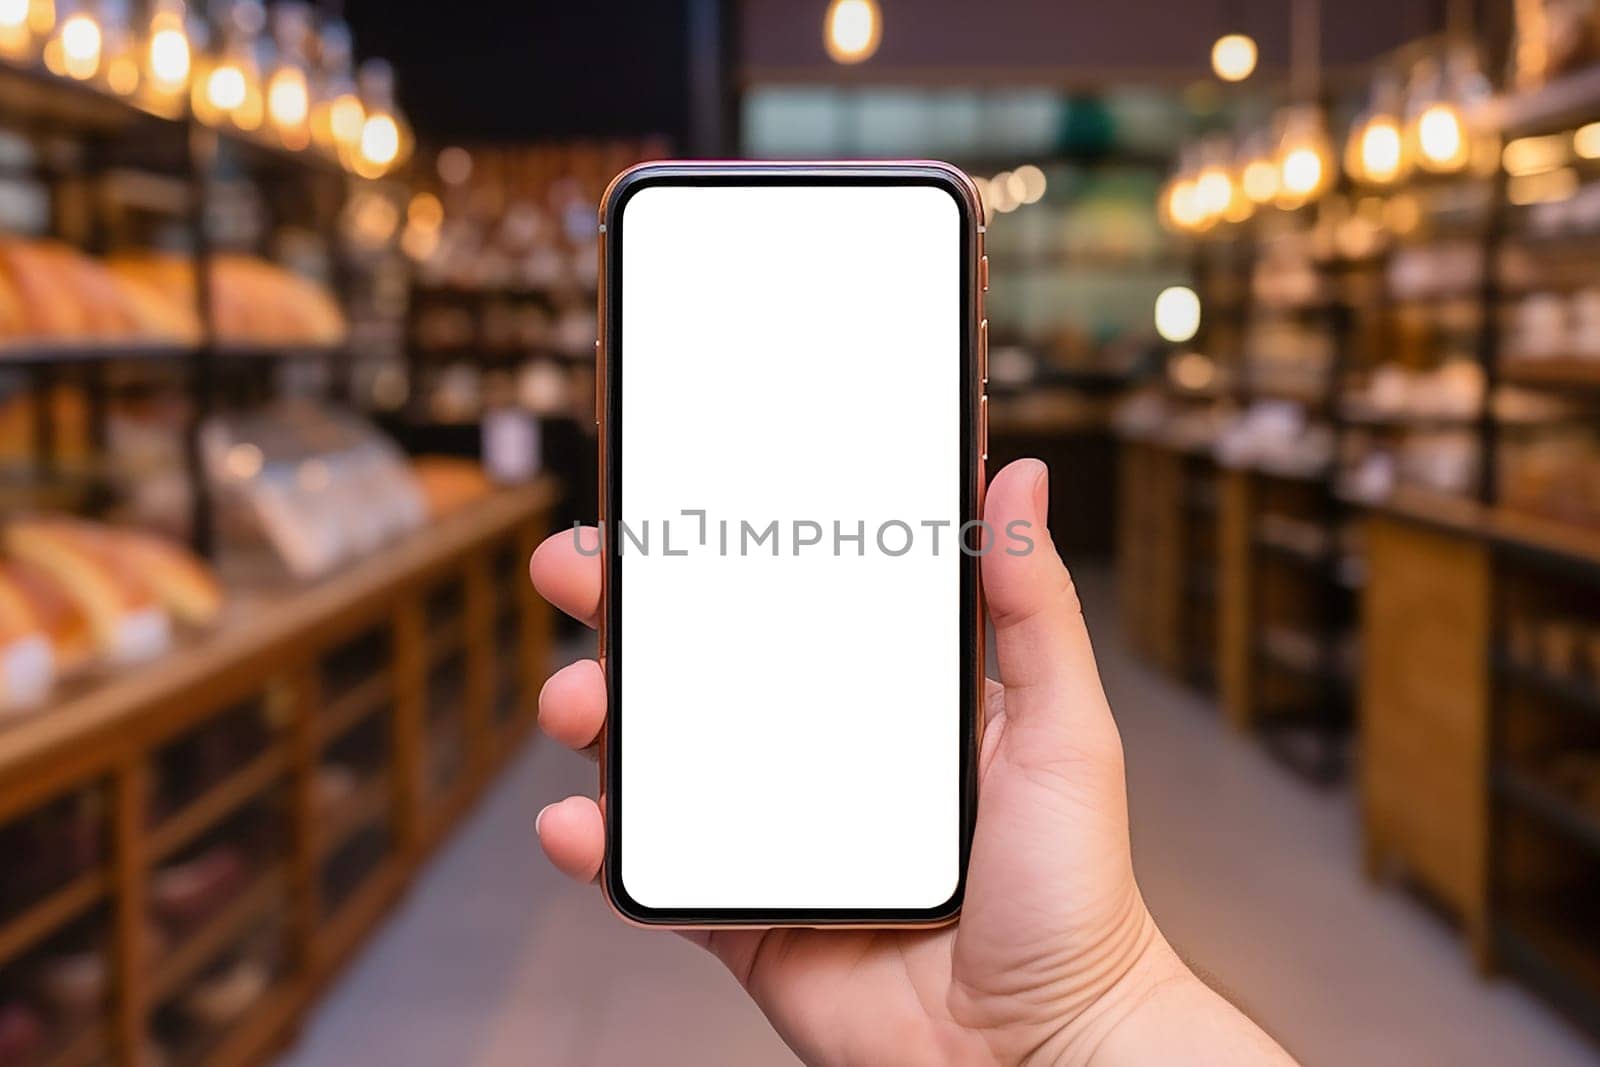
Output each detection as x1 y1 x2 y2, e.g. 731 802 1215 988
980 459 1120 766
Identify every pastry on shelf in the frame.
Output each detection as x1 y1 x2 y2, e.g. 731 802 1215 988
0 563 55 712
107 271 202 343
150 846 247 926
181 955 271 1028
106 253 346 347
97 527 224 628
0 559 97 675
3 519 172 665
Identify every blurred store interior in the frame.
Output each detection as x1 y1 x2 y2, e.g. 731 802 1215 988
1 0 1600 1064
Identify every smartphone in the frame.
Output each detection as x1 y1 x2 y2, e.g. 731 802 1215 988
596 161 986 927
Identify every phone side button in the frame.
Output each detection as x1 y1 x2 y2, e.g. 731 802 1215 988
978 318 988 386
979 394 988 461
979 254 989 293
595 340 603 424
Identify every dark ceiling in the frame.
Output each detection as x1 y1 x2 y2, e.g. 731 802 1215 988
344 0 692 143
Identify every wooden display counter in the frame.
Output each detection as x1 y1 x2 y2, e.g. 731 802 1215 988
0 483 557 1067
1215 465 1354 781
1115 437 1218 691
1361 496 1600 1028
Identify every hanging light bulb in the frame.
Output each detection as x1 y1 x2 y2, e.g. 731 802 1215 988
1404 47 1489 175
1274 105 1334 208
264 1 311 148
1194 137 1236 226
310 17 363 162
1224 139 1258 222
353 58 412 178
139 0 192 114
194 0 263 129
1239 129 1279 205
1160 145 1208 233
44 0 101 80
1344 73 1406 185
0 0 34 60
823 0 880 65
1211 33 1258 82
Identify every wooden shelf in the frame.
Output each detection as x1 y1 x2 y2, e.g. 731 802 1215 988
190 981 299 1067
316 777 391 862
39 1023 106 1067
149 866 286 1006
148 749 289 864
0 869 107 970
1497 656 1600 725
0 484 556 792
0 483 556 1067
1497 768 1600 856
0 341 347 367
316 673 394 748
1254 516 1334 569
1256 626 1348 687
424 628 468 673
1499 358 1600 390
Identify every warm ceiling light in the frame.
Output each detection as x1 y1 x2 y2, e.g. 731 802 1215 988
360 113 400 168
1195 163 1233 220
408 191 443 230
142 0 190 98
0 0 26 28
1154 286 1201 343
1012 164 1047 204
1352 115 1403 184
147 25 188 87
1275 107 1333 206
1281 147 1323 197
1416 102 1466 171
206 63 246 110
1167 177 1204 230
1241 156 1279 203
987 172 1018 214
1211 33 1257 82
268 67 309 129
50 9 99 79
824 0 881 65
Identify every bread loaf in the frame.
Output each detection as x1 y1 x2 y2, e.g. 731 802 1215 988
100 527 223 627
0 564 54 712
0 560 95 673
4 519 171 664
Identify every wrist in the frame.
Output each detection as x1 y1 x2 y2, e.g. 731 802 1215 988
1021 908 1198 1067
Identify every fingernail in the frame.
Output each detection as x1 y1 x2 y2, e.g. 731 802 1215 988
1030 461 1049 522
535 803 552 836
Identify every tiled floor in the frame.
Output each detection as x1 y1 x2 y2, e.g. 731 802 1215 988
276 568 1598 1067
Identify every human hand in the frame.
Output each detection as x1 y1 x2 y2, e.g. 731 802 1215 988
529 458 1294 1066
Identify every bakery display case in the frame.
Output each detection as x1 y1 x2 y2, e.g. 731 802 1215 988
0 6 558 1066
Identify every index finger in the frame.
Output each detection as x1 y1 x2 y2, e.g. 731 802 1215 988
529 525 602 628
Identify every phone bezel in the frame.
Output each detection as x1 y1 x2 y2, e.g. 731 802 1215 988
597 161 984 927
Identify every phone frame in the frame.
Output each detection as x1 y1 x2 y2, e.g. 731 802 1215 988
595 160 986 927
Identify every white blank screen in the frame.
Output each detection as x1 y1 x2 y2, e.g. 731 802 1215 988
619 183 961 910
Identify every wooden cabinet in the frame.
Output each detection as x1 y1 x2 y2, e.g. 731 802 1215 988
1360 513 1492 960
0 485 556 1067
